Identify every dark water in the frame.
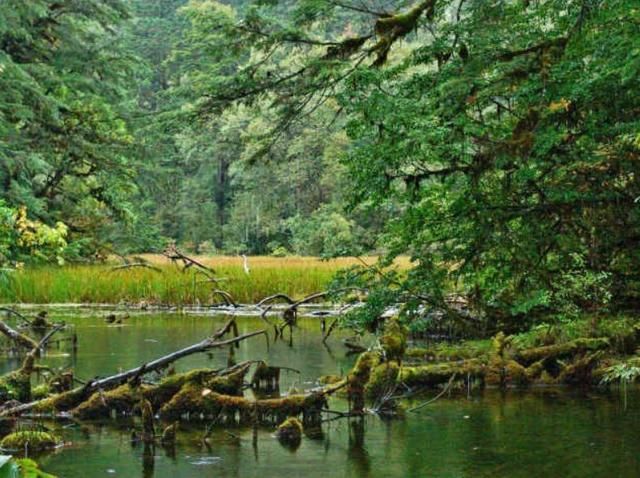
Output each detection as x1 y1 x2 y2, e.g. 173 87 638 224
4 312 640 478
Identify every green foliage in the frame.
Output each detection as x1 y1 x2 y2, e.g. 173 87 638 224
200 0 640 330
0 0 139 252
0 201 67 271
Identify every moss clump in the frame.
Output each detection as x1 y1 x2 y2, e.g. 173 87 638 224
365 362 400 399
380 319 408 362
347 352 379 413
150 368 224 405
32 387 88 414
31 384 51 401
205 366 248 396
73 384 139 419
0 431 60 452
276 417 303 446
0 370 31 403
484 333 528 387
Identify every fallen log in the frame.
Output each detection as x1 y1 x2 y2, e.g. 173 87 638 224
72 362 253 419
1 324 265 416
514 337 610 366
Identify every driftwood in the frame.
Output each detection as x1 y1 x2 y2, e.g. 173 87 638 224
1 321 265 417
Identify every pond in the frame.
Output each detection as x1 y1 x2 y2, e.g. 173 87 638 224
3 311 640 478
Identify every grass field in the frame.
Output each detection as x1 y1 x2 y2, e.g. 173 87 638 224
0 255 405 305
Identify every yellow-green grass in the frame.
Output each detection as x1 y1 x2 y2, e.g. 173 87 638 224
1 256 409 305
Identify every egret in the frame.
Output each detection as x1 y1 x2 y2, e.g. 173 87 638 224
241 254 250 274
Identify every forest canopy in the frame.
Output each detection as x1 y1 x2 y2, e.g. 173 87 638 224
1 0 639 328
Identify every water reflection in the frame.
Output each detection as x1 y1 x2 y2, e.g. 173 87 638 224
2 312 639 478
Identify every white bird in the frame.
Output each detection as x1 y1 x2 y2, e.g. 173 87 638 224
241 254 250 275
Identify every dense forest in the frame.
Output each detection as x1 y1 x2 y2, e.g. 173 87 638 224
1 0 639 329
0 2 639 476
0 0 379 259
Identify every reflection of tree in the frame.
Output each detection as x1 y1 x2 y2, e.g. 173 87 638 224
163 441 177 462
348 418 371 477
142 443 154 478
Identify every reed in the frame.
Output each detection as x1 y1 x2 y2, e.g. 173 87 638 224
0 256 405 305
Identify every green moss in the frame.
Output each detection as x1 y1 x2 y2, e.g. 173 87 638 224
380 319 408 361
515 337 610 365
0 431 60 452
73 384 139 419
347 352 379 413
276 417 303 446
400 360 484 388
32 384 51 401
365 362 400 399
0 370 32 403
160 384 326 426
318 375 342 385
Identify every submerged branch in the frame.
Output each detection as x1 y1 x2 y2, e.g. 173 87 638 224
0 320 38 350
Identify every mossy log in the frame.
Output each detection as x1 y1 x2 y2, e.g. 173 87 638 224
160 385 328 426
400 360 485 388
72 365 250 420
514 338 610 366
2 325 263 417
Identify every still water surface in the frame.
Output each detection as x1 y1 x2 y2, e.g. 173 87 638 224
4 311 640 477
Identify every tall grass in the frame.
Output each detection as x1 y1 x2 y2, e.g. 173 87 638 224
0 256 400 305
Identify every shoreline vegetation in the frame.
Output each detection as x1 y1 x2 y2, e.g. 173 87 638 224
1 255 409 306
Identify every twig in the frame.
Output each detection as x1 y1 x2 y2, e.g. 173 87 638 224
408 374 457 412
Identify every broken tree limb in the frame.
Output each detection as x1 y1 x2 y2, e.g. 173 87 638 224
256 294 295 308
0 308 33 327
0 320 38 350
110 263 162 273
20 323 65 374
163 244 215 276
211 290 238 308
1 327 266 416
